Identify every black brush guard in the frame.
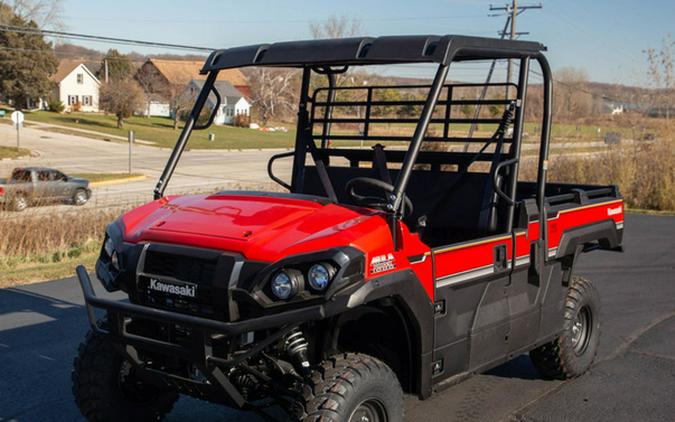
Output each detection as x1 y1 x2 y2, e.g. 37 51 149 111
75 265 324 408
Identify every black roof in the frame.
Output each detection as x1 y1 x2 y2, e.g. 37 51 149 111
201 35 546 73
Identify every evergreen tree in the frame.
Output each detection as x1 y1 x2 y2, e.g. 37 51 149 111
0 4 59 109
98 49 133 82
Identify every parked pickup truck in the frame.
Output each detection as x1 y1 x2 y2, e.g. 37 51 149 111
0 167 91 211
73 35 624 422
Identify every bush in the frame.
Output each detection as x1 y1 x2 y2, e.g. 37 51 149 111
45 95 64 113
71 102 81 112
233 113 251 128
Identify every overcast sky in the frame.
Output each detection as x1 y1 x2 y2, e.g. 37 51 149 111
57 0 673 86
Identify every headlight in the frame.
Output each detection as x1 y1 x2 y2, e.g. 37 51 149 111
270 270 300 300
104 237 119 270
308 263 333 291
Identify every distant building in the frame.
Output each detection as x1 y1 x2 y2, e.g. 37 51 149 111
49 60 100 112
184 80 250 125
134 59 250 117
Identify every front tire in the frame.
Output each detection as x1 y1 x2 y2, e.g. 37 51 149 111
530 276 601 379
72 328 178 421
295 353 404 422
73 188 89 206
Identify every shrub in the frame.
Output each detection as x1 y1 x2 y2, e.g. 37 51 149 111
45 95 64 113
233 113 251 128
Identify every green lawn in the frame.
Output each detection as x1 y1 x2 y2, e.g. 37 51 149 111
25 111 297 149
0 146 31 159
23 110 635 151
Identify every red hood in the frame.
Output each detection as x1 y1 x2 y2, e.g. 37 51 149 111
120 193 394 262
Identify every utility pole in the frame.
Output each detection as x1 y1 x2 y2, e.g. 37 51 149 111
464 2 541 150
104 59 109 83
489 1 542 93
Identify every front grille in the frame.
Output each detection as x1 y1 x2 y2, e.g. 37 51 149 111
143 249 217 285
135 245 237 320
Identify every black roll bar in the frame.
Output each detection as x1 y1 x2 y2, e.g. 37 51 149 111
153 71 220 200
535 53 553 268
391 63 449 215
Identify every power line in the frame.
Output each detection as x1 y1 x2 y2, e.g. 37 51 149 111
0 24 215 52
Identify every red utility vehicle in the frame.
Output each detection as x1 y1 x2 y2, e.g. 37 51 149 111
72 35 624 422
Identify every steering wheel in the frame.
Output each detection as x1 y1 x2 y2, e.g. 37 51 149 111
345 177 413 216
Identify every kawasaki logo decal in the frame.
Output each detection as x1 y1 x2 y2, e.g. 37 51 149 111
148 278 196 298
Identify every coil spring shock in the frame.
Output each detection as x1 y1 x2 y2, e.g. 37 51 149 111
284 328 310 371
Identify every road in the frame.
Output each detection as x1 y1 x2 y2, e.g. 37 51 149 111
1 122 293 210
0 213 673 421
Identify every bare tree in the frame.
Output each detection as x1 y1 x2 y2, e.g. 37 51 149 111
99 79 145 128
644 35 674 119
553 67 594 120
309 15 362 39
0 0 64 29
248 68 296 126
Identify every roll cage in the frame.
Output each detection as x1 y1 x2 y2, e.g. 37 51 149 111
154 34 553 260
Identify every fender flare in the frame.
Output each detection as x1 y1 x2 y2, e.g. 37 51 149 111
555 219 623 259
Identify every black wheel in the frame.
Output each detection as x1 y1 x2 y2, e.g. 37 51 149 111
530 276 601 379
12 193 28 211
72 327 178 421
294 353 403 422
73 188 89 206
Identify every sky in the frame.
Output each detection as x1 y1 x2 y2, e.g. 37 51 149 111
56 0 674 86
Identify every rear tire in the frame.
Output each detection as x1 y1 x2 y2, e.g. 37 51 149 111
294 353 404 422
12 193 28 211
530 276 601 379
72 327 178 421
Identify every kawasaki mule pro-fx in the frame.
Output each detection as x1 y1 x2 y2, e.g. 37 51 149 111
72 35 624 421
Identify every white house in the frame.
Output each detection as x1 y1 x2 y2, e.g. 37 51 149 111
184 80 251 125
49 60 100 112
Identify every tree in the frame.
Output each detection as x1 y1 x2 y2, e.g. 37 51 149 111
98 49 133 82
2 0 64 29
99 79 145 128
644 35 674 119
0 3 59 109
309 15 362 39
248 68 297 126
552 67 593 120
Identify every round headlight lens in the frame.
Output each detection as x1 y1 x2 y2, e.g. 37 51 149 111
110 250 119 270
270 271 295 300
308 263 331 290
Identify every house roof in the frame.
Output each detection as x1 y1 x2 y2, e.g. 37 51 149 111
149 59 249 87
50 60 100 84
189 79 248 105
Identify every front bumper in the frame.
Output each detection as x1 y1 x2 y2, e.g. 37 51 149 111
75 265 326 407
77 265 325 337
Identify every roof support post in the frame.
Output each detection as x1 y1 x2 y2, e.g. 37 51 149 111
535 53 553 269
154 70 218 199
391 63 449 215
290 67 312 193
504 56 530 232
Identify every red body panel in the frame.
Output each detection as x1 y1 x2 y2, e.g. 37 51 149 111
119 194 623 304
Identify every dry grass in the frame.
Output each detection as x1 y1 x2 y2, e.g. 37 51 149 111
521 137 675 211
0 206 124 287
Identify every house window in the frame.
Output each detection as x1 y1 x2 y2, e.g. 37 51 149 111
82 96 92 106
226 108 233 117
67 95 79 105
77 73 83 84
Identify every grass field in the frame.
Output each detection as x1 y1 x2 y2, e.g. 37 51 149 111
25 111 297 149
23 110 642 152
0 146 31 159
